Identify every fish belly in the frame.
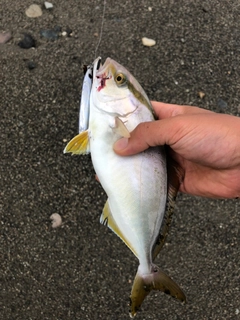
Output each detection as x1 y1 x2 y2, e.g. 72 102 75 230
90 114 167 271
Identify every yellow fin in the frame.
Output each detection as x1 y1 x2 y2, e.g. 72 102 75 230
63 130 90 155
114 117 130 138
130 265 186 317
100 200 137 257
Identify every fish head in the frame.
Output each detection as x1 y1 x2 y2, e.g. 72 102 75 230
91 57 154 117
94 57 130 99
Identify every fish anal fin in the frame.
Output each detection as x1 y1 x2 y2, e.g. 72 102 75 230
129 264 186 318
152 154 184 260
113 117 130 138
63 130 90 155
100 200 137 257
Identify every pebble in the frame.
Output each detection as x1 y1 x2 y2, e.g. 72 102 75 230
27 61 36 70
50 213 62 228
198 91 205 99
40 29 59 41
18 34 36 49
44 1 53 9
0 32 12 44
61 27 73 37
142 37 156 47
65 27 73 37
217 98 228 109
25 4 43 18
53 25 62 32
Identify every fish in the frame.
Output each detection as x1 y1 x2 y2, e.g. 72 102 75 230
64 57 186 317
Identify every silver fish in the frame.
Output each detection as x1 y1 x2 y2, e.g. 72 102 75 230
64 57 185 317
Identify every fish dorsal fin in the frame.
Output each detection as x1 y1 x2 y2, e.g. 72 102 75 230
100 200 137 257
63 130 90 155
152 154 184 260
113 117 130 138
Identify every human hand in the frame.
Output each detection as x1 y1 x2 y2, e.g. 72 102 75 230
113 101 240 199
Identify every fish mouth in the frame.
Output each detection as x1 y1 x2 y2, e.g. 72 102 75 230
94 57 113 91
96 57 114 75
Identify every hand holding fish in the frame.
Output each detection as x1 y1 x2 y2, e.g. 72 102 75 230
114 102 240 199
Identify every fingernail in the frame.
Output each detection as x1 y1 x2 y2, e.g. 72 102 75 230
114 138 128 150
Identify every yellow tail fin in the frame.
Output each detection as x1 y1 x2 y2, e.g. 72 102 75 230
129 265 186 317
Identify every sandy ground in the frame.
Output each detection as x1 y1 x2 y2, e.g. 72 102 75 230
0 1 239 319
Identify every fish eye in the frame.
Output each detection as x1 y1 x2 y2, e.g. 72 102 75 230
115 73 126 86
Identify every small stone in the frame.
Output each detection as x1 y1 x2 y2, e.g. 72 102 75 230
198 91 205 99
148 7 152 11
142 37 156 47
217 98 227 109
40 29 59 41
27 61 36 70
44 1 53 9
50 213 62 228
18 34 36 49
202 5 209 13
54 25 62 32
0 32 12 44
65 27 73 37
62 31 67 37
25 4 43 18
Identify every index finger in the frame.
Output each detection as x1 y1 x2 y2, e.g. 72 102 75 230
151 101 213 119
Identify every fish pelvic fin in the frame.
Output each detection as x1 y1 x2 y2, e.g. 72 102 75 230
63 130 90 155
129 264 186 318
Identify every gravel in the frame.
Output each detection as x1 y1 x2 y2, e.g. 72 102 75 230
0 1 239 319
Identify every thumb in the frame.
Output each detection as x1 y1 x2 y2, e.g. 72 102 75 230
113 119 175 156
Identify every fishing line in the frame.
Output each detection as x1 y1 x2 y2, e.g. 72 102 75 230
94 0 107 57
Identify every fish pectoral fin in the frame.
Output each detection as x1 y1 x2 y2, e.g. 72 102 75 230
100 200 137 257
112 117 130 138
129 265 186 318
63 130 90 155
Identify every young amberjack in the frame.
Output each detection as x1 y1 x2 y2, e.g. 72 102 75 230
64 57 186 317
